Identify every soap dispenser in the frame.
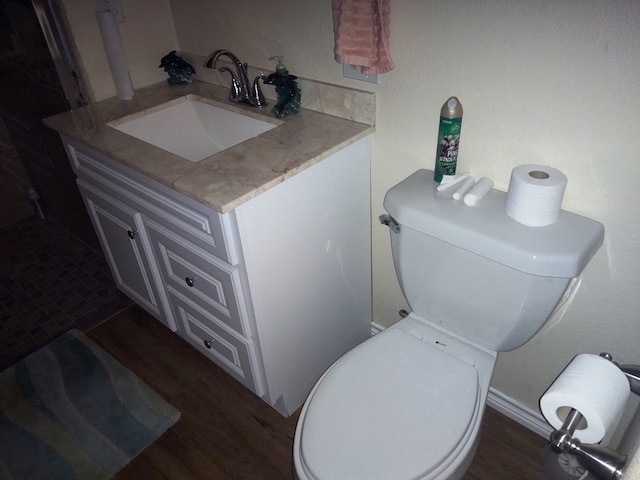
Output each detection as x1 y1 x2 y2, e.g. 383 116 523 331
263 56 301 118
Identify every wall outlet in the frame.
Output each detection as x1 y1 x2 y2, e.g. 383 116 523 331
343 64 378 84
97 0 125 23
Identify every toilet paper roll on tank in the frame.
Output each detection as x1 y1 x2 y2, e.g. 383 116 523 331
505 164 568 226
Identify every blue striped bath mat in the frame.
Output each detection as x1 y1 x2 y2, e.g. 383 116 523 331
0 329 180 479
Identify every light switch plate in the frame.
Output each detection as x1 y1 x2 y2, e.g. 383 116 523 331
343 64 378 84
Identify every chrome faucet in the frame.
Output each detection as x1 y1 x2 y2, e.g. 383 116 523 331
204 50 266 107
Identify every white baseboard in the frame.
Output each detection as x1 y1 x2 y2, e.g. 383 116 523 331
487 387 552 439
370 322 553 440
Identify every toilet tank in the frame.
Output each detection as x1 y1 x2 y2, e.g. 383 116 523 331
383 170 604 352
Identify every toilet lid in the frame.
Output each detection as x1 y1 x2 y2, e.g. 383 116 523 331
299 328 480 480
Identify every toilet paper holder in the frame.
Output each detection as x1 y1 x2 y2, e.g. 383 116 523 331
548 353 640 480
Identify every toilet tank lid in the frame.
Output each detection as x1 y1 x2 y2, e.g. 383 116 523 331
383 169 604 278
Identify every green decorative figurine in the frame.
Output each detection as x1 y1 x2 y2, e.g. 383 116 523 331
263 56 301 118
159 51 195 85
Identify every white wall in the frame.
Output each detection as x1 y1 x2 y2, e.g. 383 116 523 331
61 0 178 100
63 0 640 428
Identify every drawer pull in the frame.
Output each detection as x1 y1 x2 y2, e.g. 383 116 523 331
127 229 137 239
204 339 213 349
185 276 196 287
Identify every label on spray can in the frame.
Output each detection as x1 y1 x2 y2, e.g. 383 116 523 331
434 97 463 182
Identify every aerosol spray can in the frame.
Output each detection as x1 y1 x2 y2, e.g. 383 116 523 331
434 97 463 182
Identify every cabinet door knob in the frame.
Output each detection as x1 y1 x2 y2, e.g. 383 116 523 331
204 339 213 349
127 229 137 239
185 277 196 287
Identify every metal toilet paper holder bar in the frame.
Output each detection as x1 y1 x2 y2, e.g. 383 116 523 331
548 353 640 480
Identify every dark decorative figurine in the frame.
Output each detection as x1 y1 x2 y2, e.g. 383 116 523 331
159 51 196 85
263 56 301 118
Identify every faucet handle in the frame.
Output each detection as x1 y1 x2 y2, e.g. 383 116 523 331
252 74 267 107
218 67 242 102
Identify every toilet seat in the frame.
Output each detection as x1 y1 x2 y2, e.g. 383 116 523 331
296 328 481 480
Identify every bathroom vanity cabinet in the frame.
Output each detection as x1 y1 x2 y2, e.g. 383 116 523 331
61 135 372 416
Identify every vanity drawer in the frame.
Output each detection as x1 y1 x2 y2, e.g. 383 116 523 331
63 138 237 265
169 290 263 396
145 218 250 338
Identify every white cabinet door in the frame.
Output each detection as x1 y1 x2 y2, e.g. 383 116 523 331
77 179 176 331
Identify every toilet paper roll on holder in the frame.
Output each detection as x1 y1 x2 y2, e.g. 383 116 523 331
548 353 640 480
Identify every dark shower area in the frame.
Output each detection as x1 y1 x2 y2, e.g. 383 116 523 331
0 0 129 369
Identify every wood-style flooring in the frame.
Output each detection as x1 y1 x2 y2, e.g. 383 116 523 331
86 305 548 480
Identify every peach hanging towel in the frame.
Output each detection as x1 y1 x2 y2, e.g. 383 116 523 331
332 0 394 74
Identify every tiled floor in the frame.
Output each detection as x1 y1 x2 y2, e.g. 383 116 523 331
0 118 33 229
0 215 131 370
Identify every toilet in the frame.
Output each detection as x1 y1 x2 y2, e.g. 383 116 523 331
293 169 604 480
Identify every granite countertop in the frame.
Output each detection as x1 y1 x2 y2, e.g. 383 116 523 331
44 81 374 213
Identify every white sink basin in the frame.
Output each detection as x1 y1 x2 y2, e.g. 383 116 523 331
108 96 279 162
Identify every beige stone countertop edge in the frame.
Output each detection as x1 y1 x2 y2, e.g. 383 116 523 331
44 81 374 214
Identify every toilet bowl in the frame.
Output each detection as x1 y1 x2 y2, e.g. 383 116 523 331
293 169 604 480
293 315 496 480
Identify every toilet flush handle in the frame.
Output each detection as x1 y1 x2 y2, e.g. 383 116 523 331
379 214 400 233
